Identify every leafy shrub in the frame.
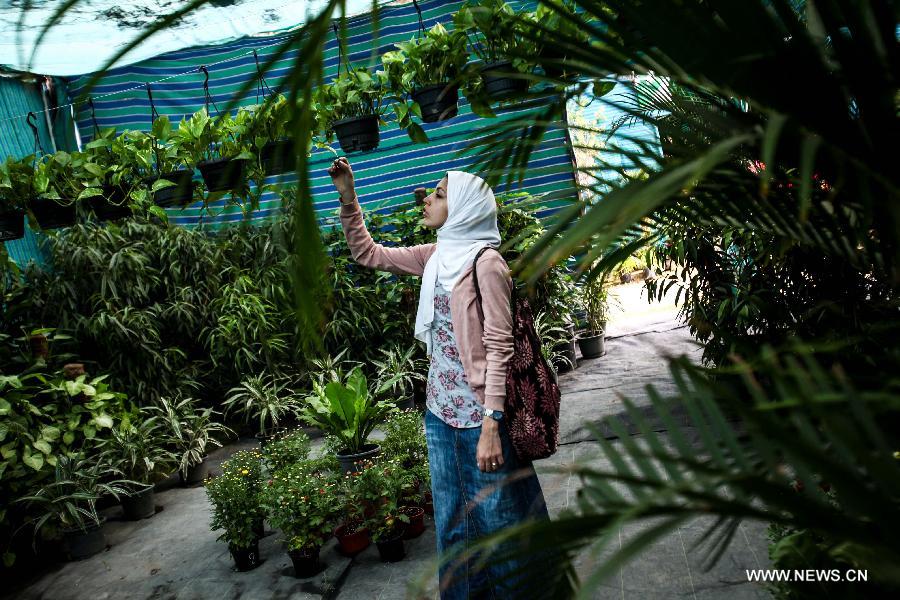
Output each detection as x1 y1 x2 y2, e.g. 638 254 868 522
205 450 265 550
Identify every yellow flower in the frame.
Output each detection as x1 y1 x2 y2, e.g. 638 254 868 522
241 469 250 475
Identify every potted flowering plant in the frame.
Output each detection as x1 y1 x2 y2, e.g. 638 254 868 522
333 463 373 556
205 450 266 571
312 67 390 153
453 0 538 102
381 23 470 129
357 459 413 562
263 463 339 577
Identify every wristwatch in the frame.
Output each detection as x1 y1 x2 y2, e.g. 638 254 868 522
483 408 504 422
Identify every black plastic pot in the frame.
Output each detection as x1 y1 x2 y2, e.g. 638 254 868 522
90 186 131 221
394 396 416 411
0 210 25 241
252 517 265 539
30 199 77 230
411 84 459 123
577 331 606 359
121 486 156 520
62 520 107 561
553 339 577 373
333 114 380 153
336 443 380 474
260 139 295 176
229 540 261 571
198 157 248 192
481 61 529 100
179 458 210 486
288 546 323 578
375 532 406 562
148 170 194 207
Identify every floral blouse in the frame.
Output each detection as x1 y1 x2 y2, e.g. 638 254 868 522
425 283 484 429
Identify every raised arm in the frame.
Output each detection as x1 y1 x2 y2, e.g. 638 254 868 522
339 199 434 276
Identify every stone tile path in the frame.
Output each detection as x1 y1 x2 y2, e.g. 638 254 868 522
7 281 773 599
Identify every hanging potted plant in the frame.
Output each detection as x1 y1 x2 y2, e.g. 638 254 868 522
28 153 79 230
454 0 537 102
382 23 470 128
150 395 233 486
205 450 266 571
312 67 390 153
263 464 339 578
577 273 610 359
15 456 135 561
98 414 177 520
246 94 296 176
371 343 427 410
299 367 396 474
78 126 136 222
533 0 598 81
132 116 197 208
0 155 31 241
175 108 253 194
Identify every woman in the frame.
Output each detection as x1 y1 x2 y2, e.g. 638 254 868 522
328 157 549 599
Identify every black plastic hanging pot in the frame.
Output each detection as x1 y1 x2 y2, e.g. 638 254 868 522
148 169 194 207
198 157 248 192
30 199 77 230
0 210 25 241
260 139 295 176
90 186 131 221
481 61 529 100
333 114 380 153
411 84 459 123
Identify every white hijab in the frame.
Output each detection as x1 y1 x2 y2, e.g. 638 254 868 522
414 171 501 353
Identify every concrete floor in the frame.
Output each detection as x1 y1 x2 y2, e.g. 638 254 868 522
6 280 773 599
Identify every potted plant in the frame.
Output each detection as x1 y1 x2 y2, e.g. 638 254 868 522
534 311 572 377
371 344 427 410
332 464 372 556
205 450 266 571
134 116 197 207
359 459 413 562
98 415 177 520
454 0 537 102
28 153 80 229
534 0 597 81
261 428 312 475
299 367 395 473
263 463 338 578
223 373 301 447
150 395 233 486
16 456 134 561
246 94 295 176
312 67 390 153
577 274 609 359
174 108 253 194
381 22 470 127
0 155 30 240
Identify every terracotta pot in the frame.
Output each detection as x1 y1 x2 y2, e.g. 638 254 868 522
334 521 371 556
401 505 426 539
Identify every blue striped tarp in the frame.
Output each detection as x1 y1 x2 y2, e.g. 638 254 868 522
66 0 579 229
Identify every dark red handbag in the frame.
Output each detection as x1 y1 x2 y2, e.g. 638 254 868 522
472 248 561 461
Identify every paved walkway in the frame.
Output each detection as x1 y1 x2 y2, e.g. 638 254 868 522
7 282 772 599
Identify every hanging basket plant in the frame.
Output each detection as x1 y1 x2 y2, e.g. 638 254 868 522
27 152 82 230
174 108 253 195
313 67 390 154
246 94 297 176
130 115 197 208
381 23 471 134
0 155 33 240
454 0 537 104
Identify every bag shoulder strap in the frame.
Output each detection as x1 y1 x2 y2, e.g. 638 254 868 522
471 247 516 313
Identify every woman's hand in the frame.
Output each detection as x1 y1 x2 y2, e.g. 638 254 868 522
327 157 356 202
477 419 504 473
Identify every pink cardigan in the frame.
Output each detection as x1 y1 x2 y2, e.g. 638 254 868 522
340 198 513 412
